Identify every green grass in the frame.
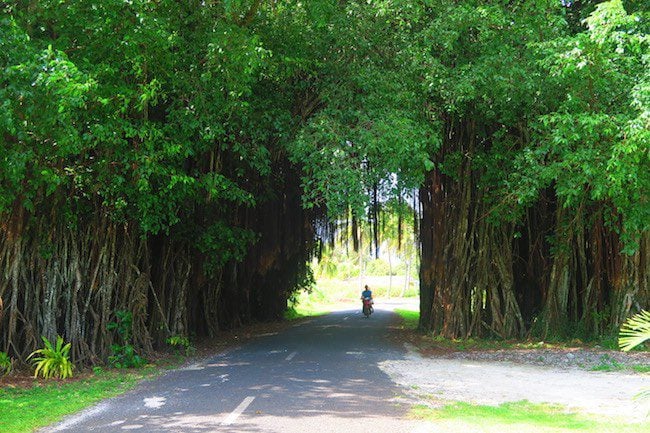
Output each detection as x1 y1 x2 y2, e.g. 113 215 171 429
411 401 649 433
590 355 624 372
284 280 370 320
0 368 160 433
313 276 419 300
632 365 650 373
286 276 417 320
395 308 420 329
283 304 332 320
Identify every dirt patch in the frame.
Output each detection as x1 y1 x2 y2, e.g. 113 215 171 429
0 371 97 390
436 347 649 371
393 325 649 371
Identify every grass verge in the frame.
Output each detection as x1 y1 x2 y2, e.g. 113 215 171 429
0 368 164 433
284 300 359 320
283 304 331 320
395 308 419 329
411 400 649 433
313 276 419 299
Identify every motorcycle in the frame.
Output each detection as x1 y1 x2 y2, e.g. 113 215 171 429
362 297 373 318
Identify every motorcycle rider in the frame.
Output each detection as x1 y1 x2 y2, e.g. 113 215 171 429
361 284 374 314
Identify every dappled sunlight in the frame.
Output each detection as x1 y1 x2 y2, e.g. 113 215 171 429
97 372 417 433
59 309 418 432
122 413 223 431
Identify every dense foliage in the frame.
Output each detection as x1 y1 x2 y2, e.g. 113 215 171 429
1 0 648 362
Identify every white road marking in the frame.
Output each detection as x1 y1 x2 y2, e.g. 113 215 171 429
312 379 331 384
48 402 109 431
182 363 204 371
257 332 279 337
206 361 251 367
143 396 166 409
285 351 297 361
221 396 255 426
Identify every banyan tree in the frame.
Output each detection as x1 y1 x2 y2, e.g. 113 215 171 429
1 0 648 364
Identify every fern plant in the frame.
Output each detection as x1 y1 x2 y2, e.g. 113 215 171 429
619 310 650 352
28 336 74 379
0 351 12 376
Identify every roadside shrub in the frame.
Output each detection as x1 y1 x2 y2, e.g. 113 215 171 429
166 335 194 356
107 310 146 368
109 343 146 369
0 351 13 376
28 336 74 379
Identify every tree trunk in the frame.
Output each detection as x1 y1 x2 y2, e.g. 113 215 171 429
387 250 392 299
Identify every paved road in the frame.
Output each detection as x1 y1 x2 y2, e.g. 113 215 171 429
44 304 424 433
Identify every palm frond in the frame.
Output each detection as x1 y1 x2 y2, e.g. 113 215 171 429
634 389 650 401
619 310 650 352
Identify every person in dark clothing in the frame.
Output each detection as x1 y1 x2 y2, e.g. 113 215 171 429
361 284 373 313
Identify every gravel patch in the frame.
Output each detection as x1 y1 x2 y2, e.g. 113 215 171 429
438 347 650 371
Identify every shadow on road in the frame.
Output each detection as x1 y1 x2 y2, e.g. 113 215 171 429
43 306 416 433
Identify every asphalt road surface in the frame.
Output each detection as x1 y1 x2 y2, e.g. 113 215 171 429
43 304 423 433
